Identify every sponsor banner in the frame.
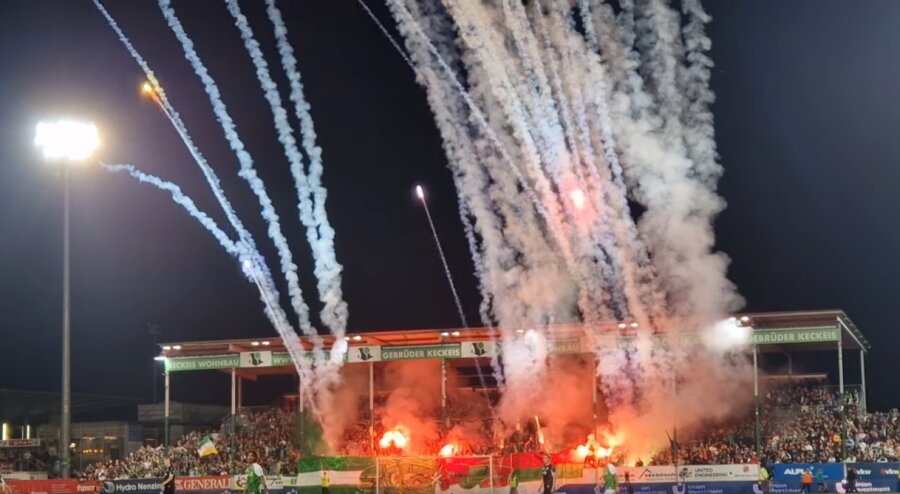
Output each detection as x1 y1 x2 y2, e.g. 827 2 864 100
168 352 327 372
847 463 900 481
751 327 839 345
174 477 231 492
771 463 845 493
460 341 497 359
547 338 583 354
381 344 462 361
347 346 380 363
0 440 41 448
834 480 895 493
241 351 273 368
100 479 163 493
619 465 757 484
831 464 900 494
6 480 99 494
166 355 239 372
558 481 756 494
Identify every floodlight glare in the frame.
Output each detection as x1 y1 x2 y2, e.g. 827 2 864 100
34 120 100 162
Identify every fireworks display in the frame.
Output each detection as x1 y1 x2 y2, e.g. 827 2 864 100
91 0 754 461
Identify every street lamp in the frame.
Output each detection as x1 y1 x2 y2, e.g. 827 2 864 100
34 119 100 479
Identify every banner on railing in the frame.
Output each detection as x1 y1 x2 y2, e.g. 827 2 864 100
616 465 758 484
5 480 99 494
0 440 41 448
835 463 900 493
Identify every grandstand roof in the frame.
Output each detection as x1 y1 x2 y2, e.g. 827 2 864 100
157 309 867 379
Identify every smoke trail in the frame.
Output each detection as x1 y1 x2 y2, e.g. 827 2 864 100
380 0 751 458
356 0 416 71
157 0 324 351
103 163 240 256
265 0 348 345
95 0 320 408
355 0 505 385
680 0 720 187
92 0 253 257
418 190 468 327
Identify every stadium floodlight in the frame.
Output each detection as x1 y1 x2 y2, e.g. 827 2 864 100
343 336 351 341
35 119 100 480
172 345 182 350
617 323 627 329
740 316 750 323
251 341 260 346
440 331 450 337
34 120 100 162
451 331 461 337
352 335 363 341
162 345 172 351
153 355 167 362
261 341 270 346
630 322 638 328
515 329 524 334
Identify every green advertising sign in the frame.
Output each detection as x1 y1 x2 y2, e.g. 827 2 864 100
164 328 842 371
165 355 240 372
381 344 462 361
750 326 839 345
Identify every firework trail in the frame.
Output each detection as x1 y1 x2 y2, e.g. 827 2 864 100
102 163 240 256
416 185 468 328
157 0 324 354
265 0 348 348
380 0 747 454
356 0 510 406
93 0 319 400
220 0 328 348
92 0 253 256
356 0 416 71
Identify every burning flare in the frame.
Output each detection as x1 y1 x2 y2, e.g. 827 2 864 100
574 434 617 462
379 426 410 449
439 443 458 457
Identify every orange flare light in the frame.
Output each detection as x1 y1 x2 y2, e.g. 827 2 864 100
439 443 458 457
379 426 409 449
575 434 615 462
141 82 154 95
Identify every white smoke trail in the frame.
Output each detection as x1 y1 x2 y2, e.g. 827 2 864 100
381 0 749 454
353 0 504 401
265 0 348 345
92 0 254 257
157 0 323 350
356 0 416 71
680 0 721 187
103 163 240 256
95 0 320 406
418 192 469 328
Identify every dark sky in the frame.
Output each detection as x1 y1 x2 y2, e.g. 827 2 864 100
1 1 899 411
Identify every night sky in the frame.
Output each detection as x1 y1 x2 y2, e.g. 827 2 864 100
1 1 899 411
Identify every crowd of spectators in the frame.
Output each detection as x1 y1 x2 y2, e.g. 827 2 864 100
78 408 298 480
649 382 900 466
67 381 900 479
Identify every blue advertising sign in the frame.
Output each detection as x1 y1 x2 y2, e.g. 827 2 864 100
835 463 900 493
771 464 844 493
558 481 756 494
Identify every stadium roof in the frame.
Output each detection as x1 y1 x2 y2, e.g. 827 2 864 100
157 309 867 379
